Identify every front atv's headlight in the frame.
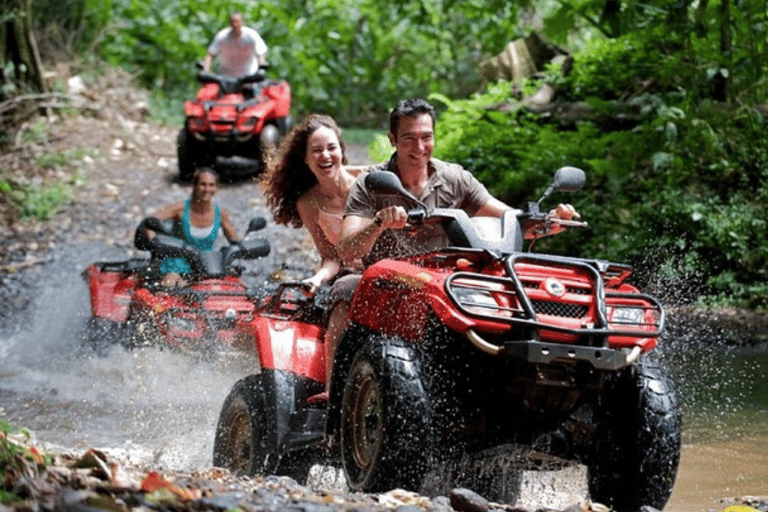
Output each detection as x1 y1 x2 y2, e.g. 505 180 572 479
188 117 208 131
448 276 518 318
452 286 500 315
454 286 498 306
608 306 645 327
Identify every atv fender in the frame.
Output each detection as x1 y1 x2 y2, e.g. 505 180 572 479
213 369 310 475
261 368 303 456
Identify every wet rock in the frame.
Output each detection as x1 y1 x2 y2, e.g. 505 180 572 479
450 487 490 512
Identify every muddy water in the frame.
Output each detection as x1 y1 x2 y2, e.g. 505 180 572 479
1 243 767 511
662 345 768 511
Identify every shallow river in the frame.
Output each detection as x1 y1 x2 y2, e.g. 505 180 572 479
0 243 766 511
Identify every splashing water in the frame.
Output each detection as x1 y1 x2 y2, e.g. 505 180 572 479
2 242 767 512
0 243 254 471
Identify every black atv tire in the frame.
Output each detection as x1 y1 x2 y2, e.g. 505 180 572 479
84 317 122 355
340 338 432 493
587 362 682 512
212 374 278 475
177 128 205 181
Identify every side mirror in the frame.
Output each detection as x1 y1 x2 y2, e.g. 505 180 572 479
538 166 586 202
246 217 267 234
552 166 586 192
365 171 427 210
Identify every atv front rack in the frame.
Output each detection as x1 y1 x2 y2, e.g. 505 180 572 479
445 253 665 370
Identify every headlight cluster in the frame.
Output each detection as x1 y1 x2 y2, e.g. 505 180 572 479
450 278 515 318
607 306 646 327
239 116 259 130
453 286 500 314
188 117 209 135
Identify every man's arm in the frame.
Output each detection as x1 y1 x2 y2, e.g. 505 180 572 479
203 53 214 72
473 196 516 218
337 206 408 266
255 50 266 67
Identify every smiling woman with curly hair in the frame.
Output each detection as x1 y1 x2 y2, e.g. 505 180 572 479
260 114 364 291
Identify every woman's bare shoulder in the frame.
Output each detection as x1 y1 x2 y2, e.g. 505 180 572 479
296 189 318 221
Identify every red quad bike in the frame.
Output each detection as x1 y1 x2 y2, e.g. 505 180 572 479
212 167 682 512
83 217 271 358
177 63 291 181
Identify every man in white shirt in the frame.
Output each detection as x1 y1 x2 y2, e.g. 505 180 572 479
203 12 267 77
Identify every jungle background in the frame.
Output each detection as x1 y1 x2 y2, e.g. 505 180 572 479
2 0 768 313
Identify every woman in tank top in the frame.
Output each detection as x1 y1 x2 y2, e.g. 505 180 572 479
262 114 364 292
148 168 240 286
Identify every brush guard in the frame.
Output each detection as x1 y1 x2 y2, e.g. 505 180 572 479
445 253 665 370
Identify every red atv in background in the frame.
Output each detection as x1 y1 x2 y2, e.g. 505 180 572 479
212 167 682 512
83 217 271 358
177 64 291 181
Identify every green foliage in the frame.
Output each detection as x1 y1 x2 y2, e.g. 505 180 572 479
435 62 768 309
1 421 48 505
91 0 527 125
368 133 394 164
0 179 74 221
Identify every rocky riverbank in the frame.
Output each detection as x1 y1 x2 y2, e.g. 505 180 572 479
3 431 768 512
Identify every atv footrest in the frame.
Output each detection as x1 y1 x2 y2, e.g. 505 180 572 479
283 409 327 450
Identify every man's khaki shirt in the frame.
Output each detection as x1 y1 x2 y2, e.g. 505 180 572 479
344 154 492 265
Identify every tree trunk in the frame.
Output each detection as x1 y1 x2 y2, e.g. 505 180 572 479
714 0 731 101
1 0 46 93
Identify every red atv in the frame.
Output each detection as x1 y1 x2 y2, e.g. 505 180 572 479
177 64 291 181
212 167 681 512
83 217 271 358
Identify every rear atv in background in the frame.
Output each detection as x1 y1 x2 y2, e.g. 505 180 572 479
83 217 270 358
177 64 291 181
212 167 682 512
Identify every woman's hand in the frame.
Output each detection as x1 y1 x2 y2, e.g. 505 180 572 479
302 273 325 295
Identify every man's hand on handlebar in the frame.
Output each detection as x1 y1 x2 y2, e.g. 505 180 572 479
550 203 580 221
302 275 324 295
526 203 586 239
373 206 409 229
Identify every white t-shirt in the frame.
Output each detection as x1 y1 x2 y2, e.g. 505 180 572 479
208 26 267 77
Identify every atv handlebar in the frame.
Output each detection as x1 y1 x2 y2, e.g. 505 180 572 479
262 281 313 316
196 66 268 95
520 211 588 240
134 216 271 277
